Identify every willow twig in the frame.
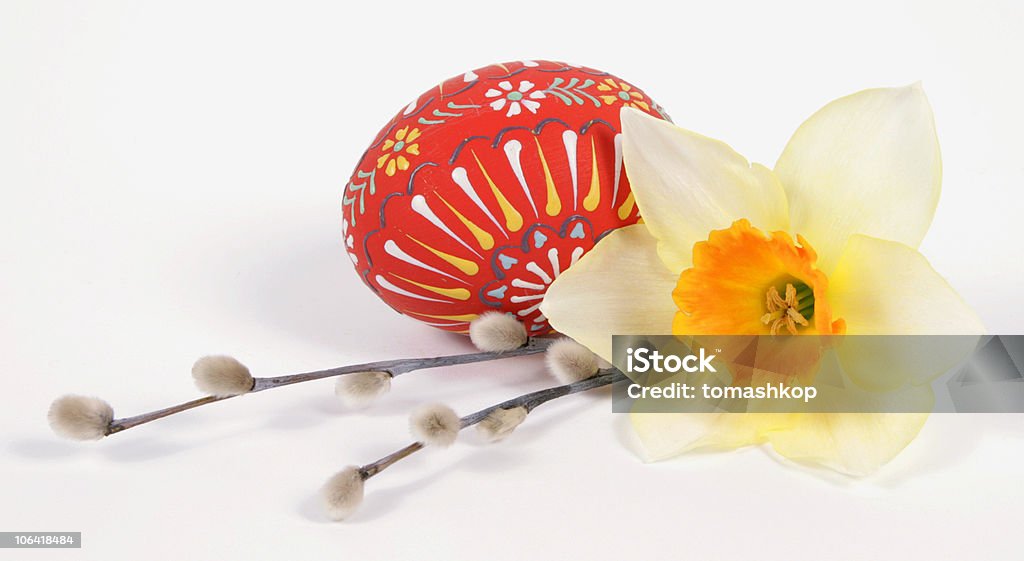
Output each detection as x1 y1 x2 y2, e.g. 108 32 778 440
357 368 625 480
97 338 552 436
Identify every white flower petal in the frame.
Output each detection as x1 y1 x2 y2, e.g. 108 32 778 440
518 80 534 92
828 234 983 390
767 409 932 476
753 353 935 477
620 108 790 272
540 225 677 361
484 88 502 98
528 91 546 99
498 80 513 91
631 412 771 461
522 99 540 113
489 98 506 111
774 84 942 273
636 381 934 476
829 235 984 336
506 101 521 117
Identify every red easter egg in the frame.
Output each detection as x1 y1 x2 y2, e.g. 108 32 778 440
343 60 670 334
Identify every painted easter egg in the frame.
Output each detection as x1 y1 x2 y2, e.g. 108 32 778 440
342 60 670 335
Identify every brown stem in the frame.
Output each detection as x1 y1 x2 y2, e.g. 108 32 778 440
99 338 553 437
352 369 625 478
359 443 425 480
106 395 226 435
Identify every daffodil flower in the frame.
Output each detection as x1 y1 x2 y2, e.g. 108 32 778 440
540 85 984 475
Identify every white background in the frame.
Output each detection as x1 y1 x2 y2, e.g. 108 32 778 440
2 1 1023 559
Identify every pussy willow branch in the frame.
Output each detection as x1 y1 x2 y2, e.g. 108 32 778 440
106 337 554 435
358 368 627 479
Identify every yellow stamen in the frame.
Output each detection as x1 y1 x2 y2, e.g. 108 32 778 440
760 283 810 336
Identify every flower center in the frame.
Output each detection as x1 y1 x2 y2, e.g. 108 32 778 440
672 219 845 336
393 140 405 152
507 91 524 101
618 91 631 101
760 282 813 335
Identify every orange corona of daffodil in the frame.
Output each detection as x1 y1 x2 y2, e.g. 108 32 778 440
540 84 984 475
